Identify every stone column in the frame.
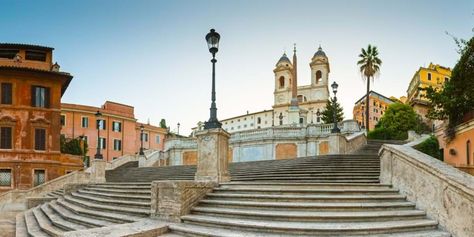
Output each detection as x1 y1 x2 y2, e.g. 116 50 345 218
90 159 106 183
195 128 231 183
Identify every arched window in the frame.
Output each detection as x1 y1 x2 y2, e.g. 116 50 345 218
279 76 285 88
257 117 261 124
316 70 322 83
279 113 283 125
467 140 471 165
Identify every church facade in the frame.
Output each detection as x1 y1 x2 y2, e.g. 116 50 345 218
197 46 331 134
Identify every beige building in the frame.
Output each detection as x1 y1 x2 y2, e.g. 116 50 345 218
195 46 330 134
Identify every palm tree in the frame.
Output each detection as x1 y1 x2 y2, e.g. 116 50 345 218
357 45 382 132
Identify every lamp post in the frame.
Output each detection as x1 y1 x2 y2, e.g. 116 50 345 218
204 29 222 129
94 111 103 159
139 124 145 156
331 82 340 133
316 109 321 124
177 122 180 135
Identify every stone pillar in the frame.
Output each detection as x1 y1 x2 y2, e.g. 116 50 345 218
328 133 347 155
195 128 231 183
90 159 106 183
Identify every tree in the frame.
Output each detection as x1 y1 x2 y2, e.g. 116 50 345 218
60 135 87 155
321 98 344 124
357 44 382 131
425 36 474 140
368 103 430 140
159 119 167 129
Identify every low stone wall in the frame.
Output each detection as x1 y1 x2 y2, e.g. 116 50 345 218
0 170 91 212
328 132 366 155
150 181 217 222
380 144 474 237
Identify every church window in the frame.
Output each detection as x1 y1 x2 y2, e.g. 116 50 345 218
279 76 285 88
427 73 432 81
257 117 261 124
316 70 322 83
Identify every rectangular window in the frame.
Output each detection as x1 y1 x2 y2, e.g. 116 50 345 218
1 83 12 105
60 115 66 126
141 133 148 142
0 169 12 186
112 121 122 132
81 117 89 128
155 135 160 144
99 137 106 149
0 127 12 149
31 86 50 108
113 139 122 151
97 119 106 130
34 128 46 151
33 170 46 186
427 73 432 81
25 50 47 62
0 49 19 59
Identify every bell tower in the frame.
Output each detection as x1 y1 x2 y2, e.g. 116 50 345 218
273 53 293 106
310 45 330 86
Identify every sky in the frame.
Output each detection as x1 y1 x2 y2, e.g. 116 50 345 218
1 0 472 135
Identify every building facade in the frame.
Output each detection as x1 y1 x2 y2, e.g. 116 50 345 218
353 91 395 130
195 46 330 134
60 101 167 162
407 63 451 126
0 43 83 193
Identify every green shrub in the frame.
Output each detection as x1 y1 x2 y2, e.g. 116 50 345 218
414 135 442 160
60 135 87 155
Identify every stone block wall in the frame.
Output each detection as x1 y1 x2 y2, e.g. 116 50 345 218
150 181 217 222
380 144 474 237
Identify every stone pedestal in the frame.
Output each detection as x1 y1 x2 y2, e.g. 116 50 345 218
90 159 106 183
287 106 300 125
195 128 231 183
328 133 346 155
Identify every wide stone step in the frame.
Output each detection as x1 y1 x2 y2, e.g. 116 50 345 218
181 215 439 235
198 199 416 211
71 191 150 208
231 176 380 182
82 187 151 195
230 173 381 178
190 207 427 222
212 187 398 195
85 184 151 190
77 189 151 201
220 182 392 189
40 203 88 231
56 198 142 223
32 207 64 236
205 193 406 202
23 209 49 237
63 195 149 217
49 201 114 228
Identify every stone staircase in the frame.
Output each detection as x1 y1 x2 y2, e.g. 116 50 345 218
15 139 451 236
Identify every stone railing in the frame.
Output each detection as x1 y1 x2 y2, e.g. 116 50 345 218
0 170 91 212
380 141 474 237
165 137 198 150
139 149 163 167
327 131 367 155
105 154 138 170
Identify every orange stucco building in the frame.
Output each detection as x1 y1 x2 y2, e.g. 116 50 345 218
436 112 474 175
0 43 83 193
60 101 167 162
353 91 395 130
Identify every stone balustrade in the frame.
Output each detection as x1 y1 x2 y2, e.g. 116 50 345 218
380 142 474 237
161 120 362 166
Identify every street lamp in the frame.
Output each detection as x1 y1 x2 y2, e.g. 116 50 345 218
139 124 145 156
177 122 180 135
94 111 103 159
316 109 321 124
331 82 340 133
204 29 222 129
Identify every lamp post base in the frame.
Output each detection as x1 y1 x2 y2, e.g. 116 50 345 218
204 119 222 129
94 154 103 159
331 127 341 133
139 148 145 156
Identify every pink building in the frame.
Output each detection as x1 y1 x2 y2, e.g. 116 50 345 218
60 101 166 162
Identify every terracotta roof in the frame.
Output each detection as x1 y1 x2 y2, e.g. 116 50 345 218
0 66 72 96
0 43 54 51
